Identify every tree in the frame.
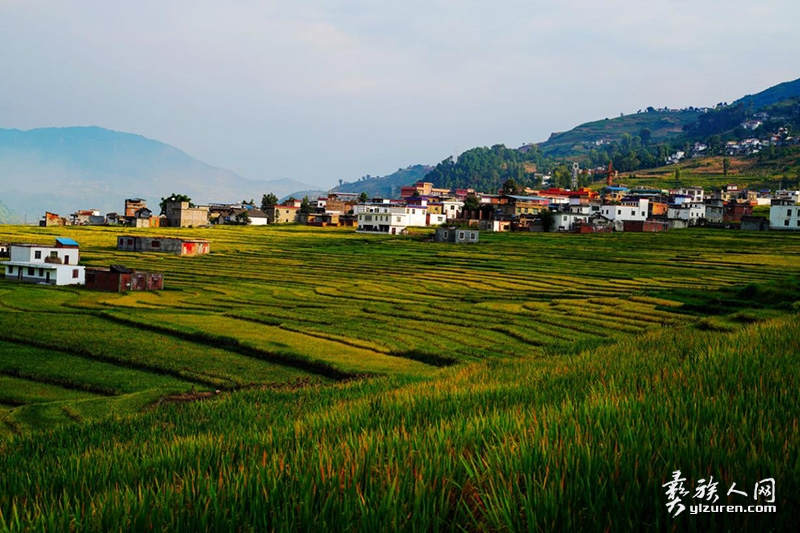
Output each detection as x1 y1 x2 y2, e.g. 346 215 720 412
502 178 521 195
358 192 368 203
235 210 251 225
159 193 193 215
638 128 652 146
261 193 279 211
300 196 310 214
722 157 730 177
540 209 555 232
463 194 480 211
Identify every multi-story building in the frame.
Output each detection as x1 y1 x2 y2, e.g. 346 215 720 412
770 199 800 230
164 201 209 227
3 238 85 285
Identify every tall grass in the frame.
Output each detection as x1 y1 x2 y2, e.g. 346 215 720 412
0 315 797 531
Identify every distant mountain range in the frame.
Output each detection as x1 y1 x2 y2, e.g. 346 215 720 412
0 127 315 223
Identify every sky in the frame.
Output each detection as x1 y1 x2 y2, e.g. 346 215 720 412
1 0 799 189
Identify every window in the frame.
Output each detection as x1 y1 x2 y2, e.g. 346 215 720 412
788 209 792 216
73 269 79 278
34 250 42 259
617 209 621 215
151 241 160 248
785 220 790 226
127 238 134 245
8 266 13 274
396 217 401 222
38 268 43 276
64 255 70 264
28 267 34 276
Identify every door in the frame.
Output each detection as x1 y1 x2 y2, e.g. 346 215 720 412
45 271 51 283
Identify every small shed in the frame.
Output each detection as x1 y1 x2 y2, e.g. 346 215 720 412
435 228 479 243
85 265 164 292
740 216 770 231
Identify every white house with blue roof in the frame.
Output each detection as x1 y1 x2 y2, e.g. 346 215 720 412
3 237 85 285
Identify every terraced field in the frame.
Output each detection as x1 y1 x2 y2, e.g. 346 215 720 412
1 224 800 531
1 224 799 438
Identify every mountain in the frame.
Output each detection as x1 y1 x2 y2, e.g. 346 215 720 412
279 189 328 203
330 165 433 198
0 199 22 225
0 127 315 221
735 77 800 110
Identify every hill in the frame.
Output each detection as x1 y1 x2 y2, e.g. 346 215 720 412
537 109 700 158
0 127 315 220
331 165 433 198
735 77 800 110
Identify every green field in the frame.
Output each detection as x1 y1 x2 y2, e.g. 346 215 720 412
0 224 799 531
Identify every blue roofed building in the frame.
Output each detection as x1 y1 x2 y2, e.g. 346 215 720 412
3 238 85 286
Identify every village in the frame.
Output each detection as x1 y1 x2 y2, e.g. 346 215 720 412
27 173 800 235
2 176 799 292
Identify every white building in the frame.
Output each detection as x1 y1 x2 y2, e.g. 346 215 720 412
667 202 706 224
552 211 590 231
355 202 445 234
670 187 704 203
3 238 85 285
441 199 464 220
770 199 800 230
600 198 649 222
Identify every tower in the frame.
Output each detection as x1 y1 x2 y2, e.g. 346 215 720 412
571 162 580 190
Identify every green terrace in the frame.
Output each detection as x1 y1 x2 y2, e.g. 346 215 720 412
0 224 799 437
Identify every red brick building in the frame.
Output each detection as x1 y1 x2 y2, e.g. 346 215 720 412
85 265 164 292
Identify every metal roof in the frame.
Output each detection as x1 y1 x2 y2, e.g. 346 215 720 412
55 237 80 247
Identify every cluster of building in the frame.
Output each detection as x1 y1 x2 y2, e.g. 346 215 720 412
352 181 800 235
25 178 800 239
666 126 798 163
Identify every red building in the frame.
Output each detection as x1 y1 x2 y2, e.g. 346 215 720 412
85 265 164 292
723 203 753 223
623 220 669 232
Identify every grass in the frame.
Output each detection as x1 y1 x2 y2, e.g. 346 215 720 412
0 224 799 530
0 314 797 531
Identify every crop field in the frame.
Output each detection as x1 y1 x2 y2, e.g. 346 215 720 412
0 224 799 530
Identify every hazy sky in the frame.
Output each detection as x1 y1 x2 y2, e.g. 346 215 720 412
2 0 799 188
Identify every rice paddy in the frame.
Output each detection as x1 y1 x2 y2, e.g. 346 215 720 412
0 224 799 530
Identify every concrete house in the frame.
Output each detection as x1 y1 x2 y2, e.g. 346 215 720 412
435 228 479 243
769 199 800 230
600 198 649 222
164 201 209 227
3 238 85 285
117 236 210 255
263 204 300 224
